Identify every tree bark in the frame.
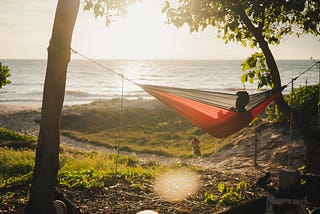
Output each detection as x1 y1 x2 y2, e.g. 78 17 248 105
237 8 289 114
238 8 320 174
26 0 80 213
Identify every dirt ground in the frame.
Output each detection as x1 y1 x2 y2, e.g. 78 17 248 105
0 101 305 213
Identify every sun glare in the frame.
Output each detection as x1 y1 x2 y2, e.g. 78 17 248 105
73 0 195 59
154 169 200 201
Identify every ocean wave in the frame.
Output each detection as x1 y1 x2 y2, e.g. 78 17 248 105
65 90 91 97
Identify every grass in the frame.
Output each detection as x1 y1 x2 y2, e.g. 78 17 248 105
0 99 240 210
60 99 235 158
0 127 167 193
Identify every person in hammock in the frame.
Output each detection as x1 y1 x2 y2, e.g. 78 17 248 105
231 90 250 112
190 137 201 156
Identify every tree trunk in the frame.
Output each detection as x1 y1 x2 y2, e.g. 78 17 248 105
258 34 320 174
26 0 79 213
237 8 289 115
254 31 290 116
238 9 320 174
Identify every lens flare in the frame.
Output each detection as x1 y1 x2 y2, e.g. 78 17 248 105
154 169 200 201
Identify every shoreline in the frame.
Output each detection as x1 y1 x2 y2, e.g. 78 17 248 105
0 98 165 138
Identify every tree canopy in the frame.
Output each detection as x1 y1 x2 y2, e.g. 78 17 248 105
82 0 140 26
162 0 320 89
163 0 319 48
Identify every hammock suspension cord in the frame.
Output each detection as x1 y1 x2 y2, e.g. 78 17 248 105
314 59 320 128
71 48 320 140
71 49 127 172
71 48 136 85
284 60 320 87
115 76 124 174
71 48 320 92
287 60 320 168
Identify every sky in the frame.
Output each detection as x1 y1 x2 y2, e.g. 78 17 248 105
0 0 319 60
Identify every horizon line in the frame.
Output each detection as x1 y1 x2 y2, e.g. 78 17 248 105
1 57 317 61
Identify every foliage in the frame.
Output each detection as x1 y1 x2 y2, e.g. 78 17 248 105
162 0 320 47
0 142 160 191
204 192 217 204
286 84 319 129
60 101 231 158
241 52 273 89
0 62 11 89
0 128 35 142
204 181 247 206
82 0 140 26
0 148 35 177
0 172 33 189
162 0 320 97
264 84 319 123
265 104 284 122
0 128 36 149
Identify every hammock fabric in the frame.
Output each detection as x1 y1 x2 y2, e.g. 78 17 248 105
139 84 283 138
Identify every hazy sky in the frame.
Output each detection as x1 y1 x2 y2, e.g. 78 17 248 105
1 0 319 60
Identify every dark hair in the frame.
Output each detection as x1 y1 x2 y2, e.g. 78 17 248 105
235 91 249 112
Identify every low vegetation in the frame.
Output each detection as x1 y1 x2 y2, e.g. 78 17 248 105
1 127 259 213
60 99 236 158
1 84 318 212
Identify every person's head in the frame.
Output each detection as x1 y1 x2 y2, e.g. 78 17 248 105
190 136 200 144
235 91 249 112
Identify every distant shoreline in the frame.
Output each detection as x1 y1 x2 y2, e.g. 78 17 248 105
1 58 314 61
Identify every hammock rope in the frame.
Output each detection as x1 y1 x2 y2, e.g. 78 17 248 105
71 48 136 85
284 60 320 87
70 48 319 138
115 76 124 174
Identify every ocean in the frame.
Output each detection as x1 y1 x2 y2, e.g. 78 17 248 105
0 59 319 105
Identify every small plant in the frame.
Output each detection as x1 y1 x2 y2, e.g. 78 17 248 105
0 62 11 89
204 192 217 204
205 181 248 206
219 192 241 206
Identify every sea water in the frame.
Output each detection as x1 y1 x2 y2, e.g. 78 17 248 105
0 59 319 105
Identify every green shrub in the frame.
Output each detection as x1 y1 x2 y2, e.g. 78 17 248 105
0 148 35 177
286 84 319 129
205 181 248 206
265 84 319 125
0 62 11 89
0 128 35 142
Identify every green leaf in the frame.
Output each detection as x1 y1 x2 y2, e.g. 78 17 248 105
241 62 250 71
240 74 247 83
218 183 226 194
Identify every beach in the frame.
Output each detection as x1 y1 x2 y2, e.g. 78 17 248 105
0 99 305 173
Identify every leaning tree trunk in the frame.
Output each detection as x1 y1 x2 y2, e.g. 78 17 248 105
26 0 79 213
259 37 320 174
238 9 320 174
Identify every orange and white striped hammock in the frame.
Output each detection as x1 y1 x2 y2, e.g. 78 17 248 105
139 84 283 138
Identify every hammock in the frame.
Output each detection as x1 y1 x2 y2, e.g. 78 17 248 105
72 49 319 138
139 84 283 138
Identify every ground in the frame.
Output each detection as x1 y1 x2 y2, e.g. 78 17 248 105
0 100 305 213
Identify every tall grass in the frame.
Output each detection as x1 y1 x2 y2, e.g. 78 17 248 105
0 145 164 190
0 148 35 177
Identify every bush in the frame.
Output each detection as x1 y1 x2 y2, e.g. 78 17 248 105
265 84 319 126
0 62 11 88
285 84 319 129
